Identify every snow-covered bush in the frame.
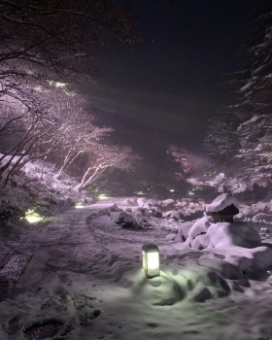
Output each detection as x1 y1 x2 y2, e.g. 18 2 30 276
0 200 22 225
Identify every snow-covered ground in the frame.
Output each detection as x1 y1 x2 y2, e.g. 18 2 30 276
1 192 272 340
2 160 272 339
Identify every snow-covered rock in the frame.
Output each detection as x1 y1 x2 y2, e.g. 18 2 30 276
149 206 163 218
108 203 123 212
185 215 212 245
175 201 187 208
143 203 152 210
189 221 262 250
111 211 140 229
131 207 147 227
136 197 147 207
121 197 137 205
161 199 175 207
252 213 272 224
163 210 174 219
176 221 196 241
147 199 158 206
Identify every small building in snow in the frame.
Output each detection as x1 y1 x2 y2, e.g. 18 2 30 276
205 193 239 223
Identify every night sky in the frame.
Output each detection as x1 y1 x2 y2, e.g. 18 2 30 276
85 0 271 191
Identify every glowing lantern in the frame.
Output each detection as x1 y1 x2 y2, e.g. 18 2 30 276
136 191 145 196
142 244 160 278
21 209 44 223
75 202 84 209
97 194 110 200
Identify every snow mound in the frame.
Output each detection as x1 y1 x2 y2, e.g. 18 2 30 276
206 193 239 212
205 245 272 273
137 197 147 207
111 211 140 228
186 221 261 250
208 222 261 248
127 270 185 306
119 259 245 305
185 215 213 245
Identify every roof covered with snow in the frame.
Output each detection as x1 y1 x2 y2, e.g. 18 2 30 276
206 193 239 213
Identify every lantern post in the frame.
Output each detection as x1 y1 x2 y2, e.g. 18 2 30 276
142 244 160 278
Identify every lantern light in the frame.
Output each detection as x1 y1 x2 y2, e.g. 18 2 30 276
142 244 160 278
21 209 44 223
75 202 84 209
136 191 145 196
97 194 110 200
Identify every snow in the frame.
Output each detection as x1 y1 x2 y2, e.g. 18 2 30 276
239 81 253 92
3 160 272 339
238 115 261 127
206 193 240 212
0 153 29 164
185 214 212 245
1 195 272 340
187 172 226 189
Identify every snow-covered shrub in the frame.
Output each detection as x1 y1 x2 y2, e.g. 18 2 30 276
187 221 262 251
111 211 140 229
0 200 22 225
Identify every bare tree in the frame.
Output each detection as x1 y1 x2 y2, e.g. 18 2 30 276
74 145 137 192
0 80 135 189
0 0 141 82
0 84 71 182
53 110 112 180
0 1 141 187
0 0 141 129
0 113 53 185
0 106 24 145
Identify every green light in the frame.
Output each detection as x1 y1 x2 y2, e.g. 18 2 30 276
169 189 175 193
136 191 145 195
75 202 84 209
21 209 44 223
97 194 110 200
142 244 160 278
188 191 194 196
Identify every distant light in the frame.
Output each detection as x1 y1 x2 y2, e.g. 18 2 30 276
55 82 67 88
97 194 110 200
188 191 194 196
169 189 175 193
136 191 145 195
48 80 67 88
75 202 84 209
142 244 160 278
21 209 44 223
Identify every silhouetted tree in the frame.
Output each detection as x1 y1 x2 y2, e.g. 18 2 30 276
0 0 141 82
204 111 241 170
203 10 272 193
